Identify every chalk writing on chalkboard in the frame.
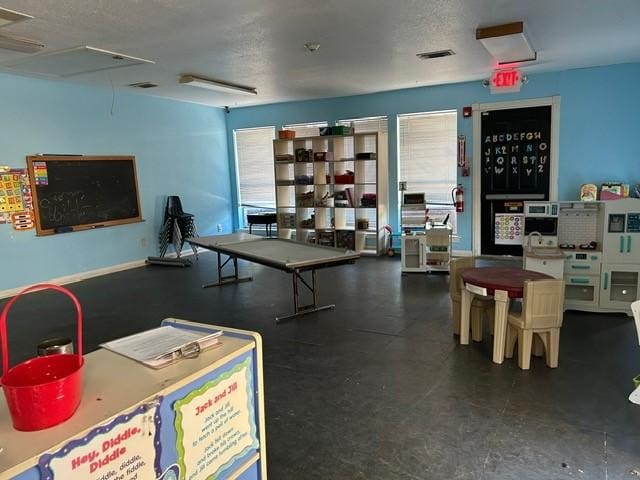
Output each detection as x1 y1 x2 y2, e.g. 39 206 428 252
27 156 142 236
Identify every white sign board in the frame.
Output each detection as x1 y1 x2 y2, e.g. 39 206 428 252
39 403 161 480
173 358 258 480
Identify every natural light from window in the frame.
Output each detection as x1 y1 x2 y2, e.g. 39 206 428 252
282 122 328 138
398 110 458 231
234 126 276 228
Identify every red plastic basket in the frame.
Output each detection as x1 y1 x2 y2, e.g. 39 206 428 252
1 284 84 431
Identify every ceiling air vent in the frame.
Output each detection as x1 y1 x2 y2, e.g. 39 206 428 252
129 82 158 89
416 49 455 60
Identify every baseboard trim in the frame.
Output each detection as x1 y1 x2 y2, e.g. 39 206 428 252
0 248 202 300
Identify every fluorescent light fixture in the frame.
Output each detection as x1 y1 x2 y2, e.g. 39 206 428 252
179 74 257 95
0 32 43 53
476 21 536 64
0 6 33 28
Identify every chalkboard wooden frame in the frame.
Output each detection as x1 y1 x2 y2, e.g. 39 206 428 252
27 155 143 236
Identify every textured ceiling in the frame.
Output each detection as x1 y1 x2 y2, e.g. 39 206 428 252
0 0 639 107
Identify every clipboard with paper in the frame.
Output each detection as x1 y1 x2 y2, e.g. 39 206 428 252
100 319 223 368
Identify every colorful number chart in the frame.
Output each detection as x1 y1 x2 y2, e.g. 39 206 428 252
494 213 523 245
0 167 34 229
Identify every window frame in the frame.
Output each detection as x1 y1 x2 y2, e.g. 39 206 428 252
397 109 458 232
233 125 277 230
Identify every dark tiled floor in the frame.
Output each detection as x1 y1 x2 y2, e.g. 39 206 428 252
2 254 640 479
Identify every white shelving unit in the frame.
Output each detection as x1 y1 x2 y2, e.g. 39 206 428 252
273 133 388 255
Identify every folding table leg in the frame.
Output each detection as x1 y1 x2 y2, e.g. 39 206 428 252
202 252 252 288
276 270 334 323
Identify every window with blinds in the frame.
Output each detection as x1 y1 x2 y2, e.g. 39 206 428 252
234 126 276 228
336 116 388 133
282 121 328 138
398 110 457 231
337 116 387 152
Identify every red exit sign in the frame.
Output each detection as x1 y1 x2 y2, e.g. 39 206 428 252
490 69 522 93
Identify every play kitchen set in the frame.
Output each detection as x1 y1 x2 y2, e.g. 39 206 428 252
0 285 267 480
522 197 640 315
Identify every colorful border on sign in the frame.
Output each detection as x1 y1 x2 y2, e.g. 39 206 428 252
173 358 258 480
37 399 164 479
158 463 181 479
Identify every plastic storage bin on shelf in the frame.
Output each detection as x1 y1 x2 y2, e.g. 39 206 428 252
360 193 376 207
279 129 296 139
314 152 334 161
295 148 312 162
335 171 355 184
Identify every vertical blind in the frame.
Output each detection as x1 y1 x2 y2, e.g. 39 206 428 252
398 110 457 228
234 126 276 210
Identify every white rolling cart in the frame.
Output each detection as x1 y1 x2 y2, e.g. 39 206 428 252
401 235 427 273
400 193 428 273
424 225 452 273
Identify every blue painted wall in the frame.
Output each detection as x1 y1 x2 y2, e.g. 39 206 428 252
225 63 640 251
0 73 231 291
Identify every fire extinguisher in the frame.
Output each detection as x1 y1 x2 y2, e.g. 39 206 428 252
452 184 464 213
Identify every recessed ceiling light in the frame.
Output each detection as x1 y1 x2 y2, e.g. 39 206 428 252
416 49 455 60
179 74 257 95
304 43 320 52
0 6 33 28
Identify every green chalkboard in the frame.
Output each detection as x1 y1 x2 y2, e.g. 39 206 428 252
27 155 142 236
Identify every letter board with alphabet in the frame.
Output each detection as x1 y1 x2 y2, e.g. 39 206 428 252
481 105 551 196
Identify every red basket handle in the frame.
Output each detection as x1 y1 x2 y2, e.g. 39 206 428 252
1 283 83 375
